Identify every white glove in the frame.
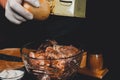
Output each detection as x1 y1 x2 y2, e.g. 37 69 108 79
5 0 40 24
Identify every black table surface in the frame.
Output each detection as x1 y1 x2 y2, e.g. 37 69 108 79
21 70 111 80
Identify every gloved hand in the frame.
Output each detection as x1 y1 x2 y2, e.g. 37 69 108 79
5 0 40 24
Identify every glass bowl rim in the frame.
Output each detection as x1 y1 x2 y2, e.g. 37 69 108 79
20 40 84 60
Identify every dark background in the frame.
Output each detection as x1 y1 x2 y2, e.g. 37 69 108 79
0 0 119 80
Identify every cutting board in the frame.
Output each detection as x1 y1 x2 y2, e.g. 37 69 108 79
0 48 24 71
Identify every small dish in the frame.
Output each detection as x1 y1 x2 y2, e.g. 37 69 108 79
0 68 25 80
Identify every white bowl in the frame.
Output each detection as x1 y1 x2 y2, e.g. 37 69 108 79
0 69 24 80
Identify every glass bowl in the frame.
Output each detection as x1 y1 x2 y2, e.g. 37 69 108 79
20 40 84 80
